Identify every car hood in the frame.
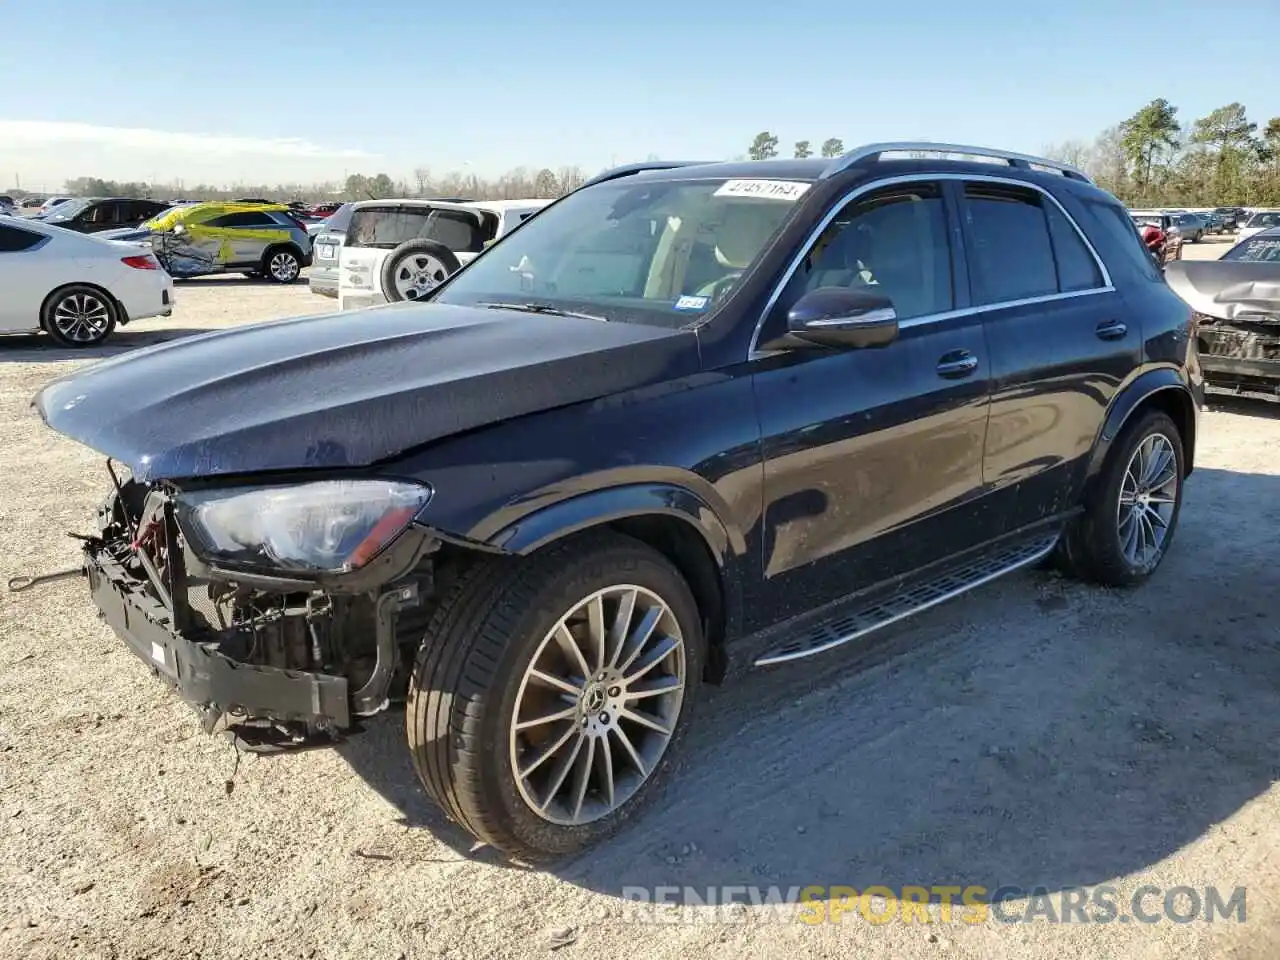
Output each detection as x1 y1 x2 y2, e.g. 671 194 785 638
34 302 699 481
1165 260 1280 322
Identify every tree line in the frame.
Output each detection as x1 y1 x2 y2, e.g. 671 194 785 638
1043 100 1280 207
4 166 595 205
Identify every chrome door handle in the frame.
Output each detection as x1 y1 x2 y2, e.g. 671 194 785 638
936 352 978 378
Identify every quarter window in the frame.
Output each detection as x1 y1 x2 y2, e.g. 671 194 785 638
0 224 43 251
1045 203 1104 291
1085 199 1161 282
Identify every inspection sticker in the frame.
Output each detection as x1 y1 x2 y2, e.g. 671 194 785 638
713 179 811 201
674 295 710 311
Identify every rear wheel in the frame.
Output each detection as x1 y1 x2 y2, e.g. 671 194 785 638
1056 409 1184 586
262 247 301 283
41 285 117 347
406 533 702 862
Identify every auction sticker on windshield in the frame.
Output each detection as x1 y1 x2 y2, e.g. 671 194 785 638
713 179 811 201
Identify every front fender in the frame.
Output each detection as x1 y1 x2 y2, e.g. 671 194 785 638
484 482 739 566
1084 366 1199 492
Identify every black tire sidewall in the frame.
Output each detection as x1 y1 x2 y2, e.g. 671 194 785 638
1088 410 1185 584
41 285 117 347
379 240 460 302
461 541 703 860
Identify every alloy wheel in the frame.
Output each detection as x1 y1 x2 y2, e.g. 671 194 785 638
509 585 686 826
51 292 111 343
393 254 448 299
1116 432 1179 569
269 252 299 281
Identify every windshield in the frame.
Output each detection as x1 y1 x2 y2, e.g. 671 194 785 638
346 205 491 250
1246 212 1280 229
46 198 92 221
431 177 807 328
1223 236 1280 263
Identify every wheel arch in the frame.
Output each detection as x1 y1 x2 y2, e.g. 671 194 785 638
1084 369 1198 500
480 483 746 684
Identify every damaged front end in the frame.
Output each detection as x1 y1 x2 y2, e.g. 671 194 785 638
79 464 440 749
1166 259 1280 400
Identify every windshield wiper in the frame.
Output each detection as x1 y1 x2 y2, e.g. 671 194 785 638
476 301 608 322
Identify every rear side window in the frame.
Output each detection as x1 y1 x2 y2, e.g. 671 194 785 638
1084 198 1161 281
963 185 1058 304
0 224 43 251
962 184 1107 304
205 211 278 228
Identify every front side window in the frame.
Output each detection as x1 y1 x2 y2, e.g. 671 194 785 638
431 177 806 328
1246 212 1280 230
765 181 954 338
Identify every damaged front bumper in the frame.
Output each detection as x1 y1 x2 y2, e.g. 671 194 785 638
86 540 354 731
76 480 437 744
1197 315 1280 398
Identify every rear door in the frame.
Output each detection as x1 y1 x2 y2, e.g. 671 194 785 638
958 178 1137 535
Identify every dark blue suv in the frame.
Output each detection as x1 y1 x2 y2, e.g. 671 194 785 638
35 141 1202 861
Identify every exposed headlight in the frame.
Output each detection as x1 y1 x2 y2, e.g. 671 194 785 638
176 479 431 574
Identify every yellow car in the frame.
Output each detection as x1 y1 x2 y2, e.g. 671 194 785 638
132 202 314 282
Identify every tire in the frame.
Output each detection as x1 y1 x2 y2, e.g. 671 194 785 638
406 532 703 862
380 239 460 302
41 285 118 347
1055 409 1185 587
261 246 302 283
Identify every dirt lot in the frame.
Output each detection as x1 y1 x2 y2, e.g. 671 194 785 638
2 245 1278 960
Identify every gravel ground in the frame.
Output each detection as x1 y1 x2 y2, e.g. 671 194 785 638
2 246 1278 960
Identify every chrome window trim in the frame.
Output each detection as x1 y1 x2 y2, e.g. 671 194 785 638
747 172 1115 360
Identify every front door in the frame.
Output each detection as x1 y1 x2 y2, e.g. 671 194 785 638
749 180 993 627
955 179 1140 535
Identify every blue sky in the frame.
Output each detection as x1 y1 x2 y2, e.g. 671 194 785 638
3 0 1279 190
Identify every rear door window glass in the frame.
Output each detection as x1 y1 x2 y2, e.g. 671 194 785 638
962 184 1058 304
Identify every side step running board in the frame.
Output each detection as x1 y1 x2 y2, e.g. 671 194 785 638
754 532 1060 667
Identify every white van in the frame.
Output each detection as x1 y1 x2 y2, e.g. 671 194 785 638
337 198 553 311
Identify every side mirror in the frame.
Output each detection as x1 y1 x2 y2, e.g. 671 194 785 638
785 287 899 349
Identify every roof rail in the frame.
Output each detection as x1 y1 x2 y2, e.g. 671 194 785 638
579 160 711 190
819 141 1093 183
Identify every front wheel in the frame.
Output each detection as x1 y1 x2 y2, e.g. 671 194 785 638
1056 409 1185 586
406 533 703 862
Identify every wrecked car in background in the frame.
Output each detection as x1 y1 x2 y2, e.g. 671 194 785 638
1168 227 1280 400
127 201 313 283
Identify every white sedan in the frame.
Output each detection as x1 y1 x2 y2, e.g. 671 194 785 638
0 215 174 346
